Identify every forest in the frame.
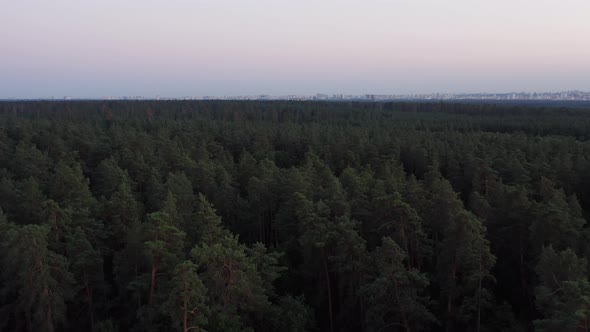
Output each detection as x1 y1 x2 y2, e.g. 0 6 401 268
0 100 590 332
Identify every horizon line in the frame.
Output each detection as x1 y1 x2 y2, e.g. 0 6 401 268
1 90 590 102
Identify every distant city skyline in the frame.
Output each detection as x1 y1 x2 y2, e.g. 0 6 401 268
2 0 590 98
4 90 590 102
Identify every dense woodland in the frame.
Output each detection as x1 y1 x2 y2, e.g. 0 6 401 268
1 100 590 332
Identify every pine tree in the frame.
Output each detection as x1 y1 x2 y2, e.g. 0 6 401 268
271 295 314 332
191 234 270 332
373 192 430 270
530 178 585 257
165 172 196 232
190 197 280 332
363 237 436 332
194 193 229 246
297 193 366 332
50 160 95 213
437 210 495 331
94 156 130 200
43 199 72 255
164 261 208 332
142 211 186 305
105 180 141 249
16 177 46 225
66 226 104 331
12 141 51 183
1 224 74 332
534 246 590 331
421 168 497 330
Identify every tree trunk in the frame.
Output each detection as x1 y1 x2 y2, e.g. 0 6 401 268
43 287 55 332
476 252 482 332
359 282 366 332
85 281 95 332
223 260 233 307
323 252 334 332
446 260 457 332
47 305 54 332
392 277 411 332
518 226 534 315
149 264 158 305
446 293 453 332
413 230 422 271
134 260 141 309
24 312 33 332
259 214 265 244
183 293 188 332
400 221 412 270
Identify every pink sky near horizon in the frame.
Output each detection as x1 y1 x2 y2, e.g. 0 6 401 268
1 0 590 97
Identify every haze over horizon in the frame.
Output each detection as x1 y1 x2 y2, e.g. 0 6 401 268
2 0 590 98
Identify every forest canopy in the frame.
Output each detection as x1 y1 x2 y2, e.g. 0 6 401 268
0 100 590 332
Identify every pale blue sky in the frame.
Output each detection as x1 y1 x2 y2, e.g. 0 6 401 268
1 0 589 98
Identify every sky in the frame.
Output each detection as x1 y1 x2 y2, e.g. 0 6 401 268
1 0 590 98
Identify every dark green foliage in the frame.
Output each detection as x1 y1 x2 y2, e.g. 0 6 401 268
163 261 208 332
1 224 74 332
93 156 131 200
363 237 436 331
1 100 590 331
534 246 590 331
66 226 104 330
